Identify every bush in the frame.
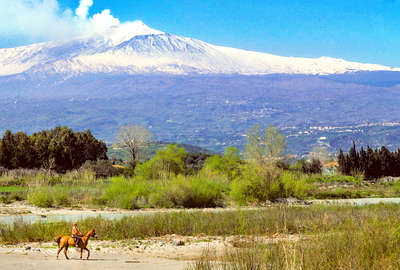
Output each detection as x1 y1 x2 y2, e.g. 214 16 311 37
279 171 312 198
27 187 54 207
230 163 282 205
150 174 227 208
101 176 154 209
202 147 242 181
53 191 71 207
101 173 228 209
135 144 187 180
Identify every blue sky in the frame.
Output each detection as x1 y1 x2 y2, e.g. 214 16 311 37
1 0 399 66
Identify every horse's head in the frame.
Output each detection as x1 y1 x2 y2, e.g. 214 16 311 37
89 229 97 239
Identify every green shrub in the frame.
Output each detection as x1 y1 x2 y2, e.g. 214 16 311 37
230 163 282 205
279 171 312 198
53 192 71 207
101 176 154 209
151 174 227 208
135 144 187 180
202 147 242 181
27 187 54 207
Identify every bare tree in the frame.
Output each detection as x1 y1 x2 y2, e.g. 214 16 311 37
244 124 287 190
245 124 286 168
114 125 152 166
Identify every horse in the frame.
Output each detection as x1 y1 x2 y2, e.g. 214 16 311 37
55 229 97 260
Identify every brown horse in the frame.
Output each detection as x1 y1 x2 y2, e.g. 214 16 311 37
55 229 97 260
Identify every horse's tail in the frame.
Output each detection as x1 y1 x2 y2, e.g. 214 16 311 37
54 235 62 247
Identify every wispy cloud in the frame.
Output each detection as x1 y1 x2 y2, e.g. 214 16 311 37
0 0 123 45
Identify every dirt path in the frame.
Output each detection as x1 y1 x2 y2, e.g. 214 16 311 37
0 252 188 270
0 236 223 270
0 240 195 270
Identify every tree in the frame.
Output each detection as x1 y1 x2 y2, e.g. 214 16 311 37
241 125 286 199
0 130 14 168
337 149 347 175
348 141 359 174
114 125 152 168
203 146 243 180
299 158 322 174
359 146 368 174
245 124 286 168
134 144 187 180
0 127 107 171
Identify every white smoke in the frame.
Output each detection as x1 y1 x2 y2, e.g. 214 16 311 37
75 0 93 20
90 9 120 33
0 0 126 46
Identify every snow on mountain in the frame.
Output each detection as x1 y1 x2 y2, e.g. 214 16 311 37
0 21 398 77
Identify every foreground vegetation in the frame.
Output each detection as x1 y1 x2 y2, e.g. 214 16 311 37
189 206 400 269
190 223 400 270
1 204 400 243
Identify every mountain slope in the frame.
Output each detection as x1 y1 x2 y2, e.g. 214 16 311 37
0 21 398 77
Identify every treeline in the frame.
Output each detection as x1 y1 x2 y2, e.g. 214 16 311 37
0 127 107 171
338 142 400 179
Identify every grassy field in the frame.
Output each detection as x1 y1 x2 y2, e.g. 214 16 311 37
189 227 400 270
186 204 400 270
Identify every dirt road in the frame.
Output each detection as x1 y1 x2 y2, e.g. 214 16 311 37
0 248 189 270
0 235 227 270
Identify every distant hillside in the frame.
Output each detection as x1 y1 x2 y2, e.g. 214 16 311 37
2 73 400 156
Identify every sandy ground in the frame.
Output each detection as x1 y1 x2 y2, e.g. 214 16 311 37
0 252 188 270
0 234 298 270
0 239 199 270
0 235 228 270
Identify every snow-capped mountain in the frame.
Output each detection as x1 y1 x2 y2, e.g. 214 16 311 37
0 21 398 77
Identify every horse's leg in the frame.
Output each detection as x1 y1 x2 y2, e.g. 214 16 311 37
85 247 90 260
56 246 63 259
80 248 83 259
64 246 69 260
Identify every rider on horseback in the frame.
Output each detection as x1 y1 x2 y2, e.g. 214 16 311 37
72 223 82 245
